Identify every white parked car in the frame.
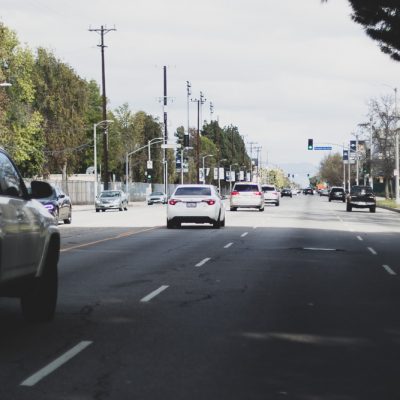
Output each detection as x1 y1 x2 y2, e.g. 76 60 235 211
167 184 225 229
147 191 167 205
95 190 128 212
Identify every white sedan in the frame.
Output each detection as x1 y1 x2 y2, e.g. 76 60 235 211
167 184 226 229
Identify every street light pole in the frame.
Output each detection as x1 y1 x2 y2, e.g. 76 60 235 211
395 88 400 203
218 159 227 194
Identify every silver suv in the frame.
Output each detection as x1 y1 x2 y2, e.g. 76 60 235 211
0 148 60 322
230 182 265 211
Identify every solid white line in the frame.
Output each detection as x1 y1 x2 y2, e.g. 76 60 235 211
140 285 169 302
367 247 377 255
241 232 248 237
357 236 363 241
224 242 233 249
383 265 397 276
303 247 336 251
20 341 93 387
195 257 211 267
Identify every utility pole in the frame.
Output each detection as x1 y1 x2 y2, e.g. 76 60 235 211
185 81 191 148
210 101 214 122
89 25 116 190
163 66 168 195
247 141 257 182
191 91 206 183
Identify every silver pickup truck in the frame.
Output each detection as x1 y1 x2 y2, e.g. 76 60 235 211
0 148 60 322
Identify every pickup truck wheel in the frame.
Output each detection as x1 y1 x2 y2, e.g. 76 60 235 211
370 206 376 213
20 242 59 322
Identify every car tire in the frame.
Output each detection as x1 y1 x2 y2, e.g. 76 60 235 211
119 206 123 211
220 216 225 227
96 208 100 213
213 214 221 229
230 207 237 211
148 202 153 205
54 207 59 223
259 207 264 212
370 206 376 213
102 209 106 212
20 239 59 322
275 202 280 206
63 207 72 224
167 219 176 229
346 204 352 212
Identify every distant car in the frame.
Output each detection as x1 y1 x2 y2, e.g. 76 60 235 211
291 188 298 196
281 188 292 198
37 185 72 224
261 184 279 206
329 187 346 202
346 185 376 213
147 191 167 205
0 148 60 322
303 188 314 195
167 184 225 228
230 182 264 211
95 190 128 212
319 189 329 197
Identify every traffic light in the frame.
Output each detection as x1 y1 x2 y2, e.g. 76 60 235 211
146 169 153 183
308 139 313 150
183 134 190 147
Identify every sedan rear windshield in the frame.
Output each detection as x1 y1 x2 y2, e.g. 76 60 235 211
175 187 212 196
234 184 259 192
351 187 373 195
100 191 121 198
262 186 275 191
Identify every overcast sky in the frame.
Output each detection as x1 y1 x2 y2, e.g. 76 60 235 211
2 0 400 182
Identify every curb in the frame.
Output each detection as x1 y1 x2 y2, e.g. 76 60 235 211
377 205 400 213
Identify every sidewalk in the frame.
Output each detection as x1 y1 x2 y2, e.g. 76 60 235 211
72 201 147 212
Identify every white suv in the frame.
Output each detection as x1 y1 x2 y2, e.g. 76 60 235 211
0 148 60 322
230 182 264 211
262 184 280 206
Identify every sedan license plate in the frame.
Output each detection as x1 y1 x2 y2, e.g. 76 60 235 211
186 202 197 208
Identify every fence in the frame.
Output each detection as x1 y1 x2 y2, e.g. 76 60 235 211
37 180 180 205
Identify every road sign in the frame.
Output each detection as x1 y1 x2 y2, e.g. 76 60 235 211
147 160 153 169
350 140 356 152
161 143 181 149
314 146 332 150
343 150 348 161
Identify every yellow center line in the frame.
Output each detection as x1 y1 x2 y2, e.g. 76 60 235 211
61 227 157 253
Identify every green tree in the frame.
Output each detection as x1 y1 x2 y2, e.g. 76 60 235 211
322 1 400 61
0 23 46 176
33 47 90 180
318 153 343 186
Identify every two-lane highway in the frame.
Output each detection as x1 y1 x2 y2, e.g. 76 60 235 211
2 195 400 399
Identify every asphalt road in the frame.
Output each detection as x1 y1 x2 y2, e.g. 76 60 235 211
2 194 400 400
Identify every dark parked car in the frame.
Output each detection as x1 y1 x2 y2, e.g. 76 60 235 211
346 185 376 213
329 187 345 202
281 188 292 198
37 185 72 224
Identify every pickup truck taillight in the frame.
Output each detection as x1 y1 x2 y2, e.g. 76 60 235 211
231 191 239 196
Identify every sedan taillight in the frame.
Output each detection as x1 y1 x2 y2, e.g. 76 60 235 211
202 199 216 205
169 199 181 205
231 191 239 196
254 192 262 196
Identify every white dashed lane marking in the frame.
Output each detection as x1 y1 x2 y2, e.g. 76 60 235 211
382 265 397 276
241 232 248 238
195 258 211 267
356 236 363 241
224 243 233 249
367 247 377 255
20 341 93 387
140 285 169 302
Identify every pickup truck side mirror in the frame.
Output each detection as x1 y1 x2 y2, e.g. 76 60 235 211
30 181 53 199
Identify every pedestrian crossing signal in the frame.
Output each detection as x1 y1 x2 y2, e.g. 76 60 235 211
308 139 313 150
